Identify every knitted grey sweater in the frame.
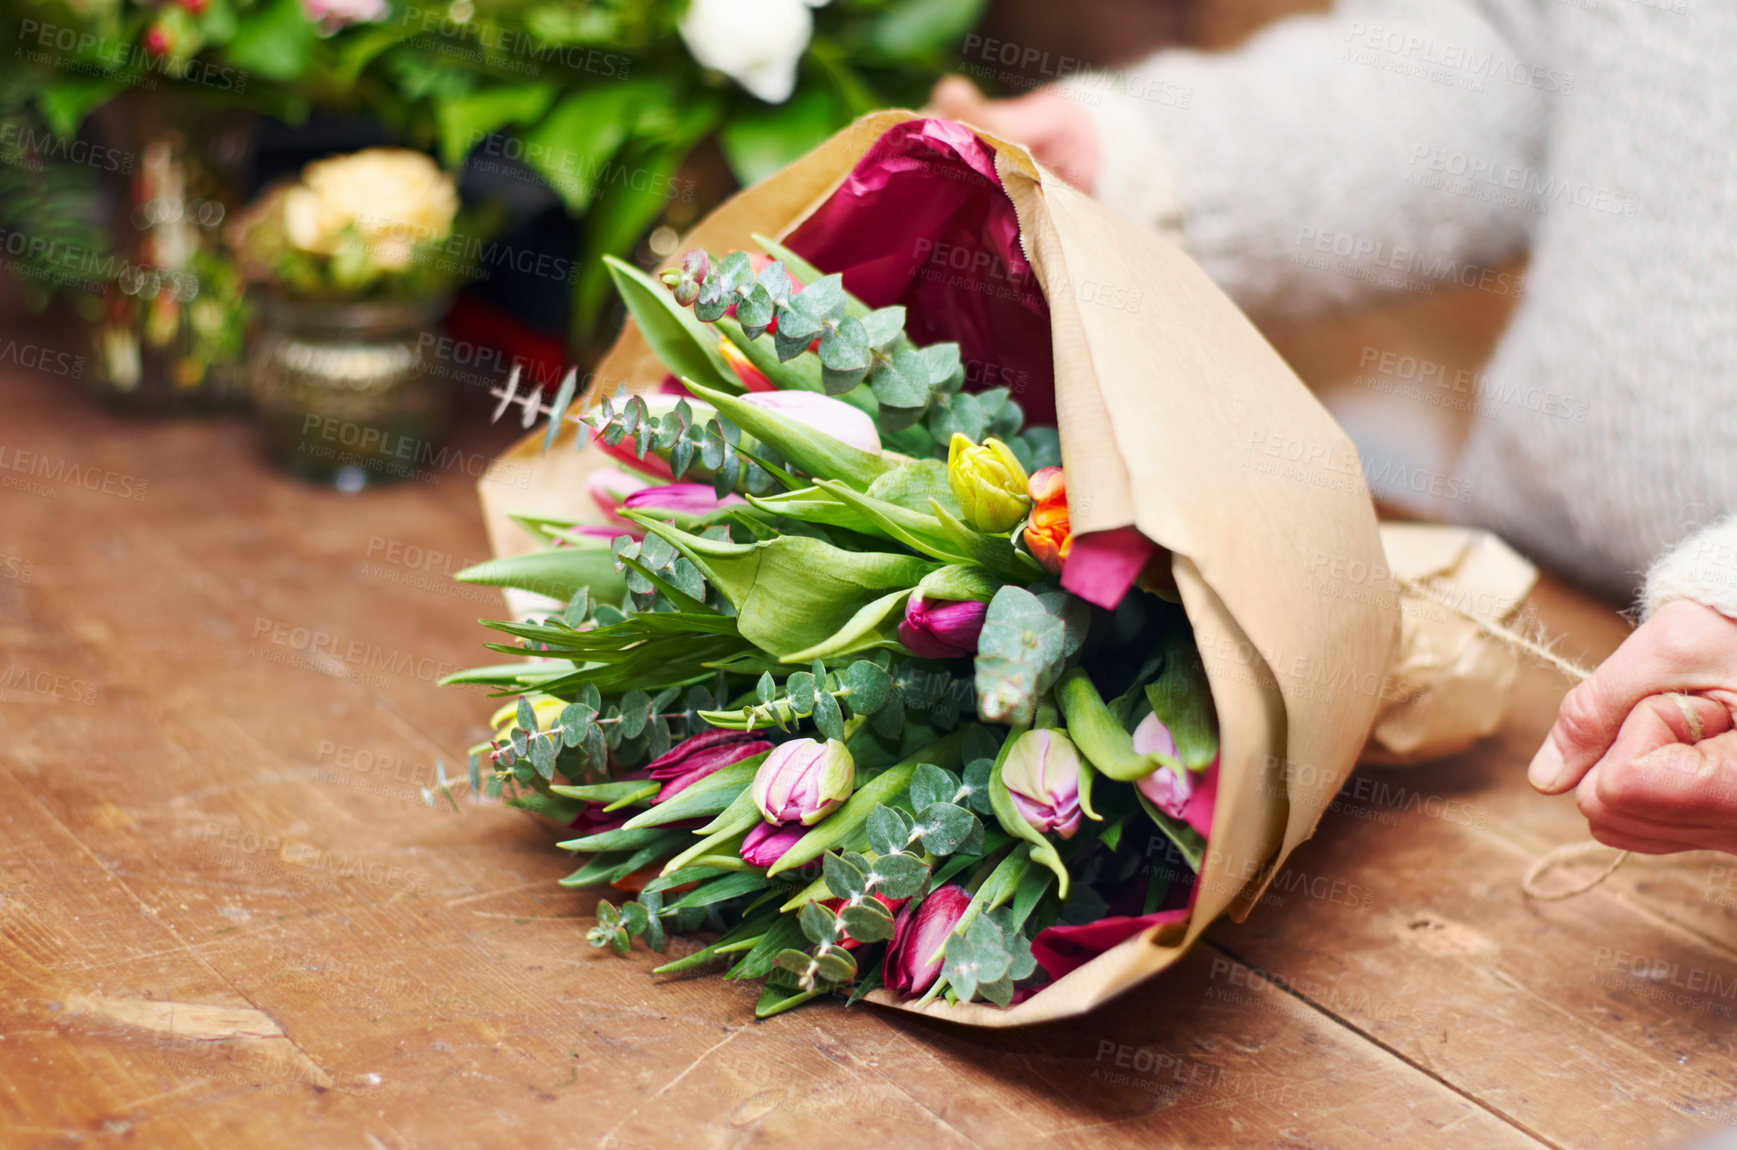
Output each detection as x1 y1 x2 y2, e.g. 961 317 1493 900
1060 0 1737 616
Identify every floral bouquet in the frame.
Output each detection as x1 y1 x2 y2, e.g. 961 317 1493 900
228 148 474 302
449 115 1523 1024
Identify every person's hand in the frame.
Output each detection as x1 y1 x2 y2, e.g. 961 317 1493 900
928 76 1100 193
1528 600 1737 854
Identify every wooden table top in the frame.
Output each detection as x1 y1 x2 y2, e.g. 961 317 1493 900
3 361 1735 1150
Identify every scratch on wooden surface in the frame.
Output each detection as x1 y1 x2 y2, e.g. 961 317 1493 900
601 1025 746 1145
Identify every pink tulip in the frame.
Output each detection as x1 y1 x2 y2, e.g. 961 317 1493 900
741 390 881 453
739 820 806 867
751 738 854 826
646 729 772 802
1001 729 1083 840
883 884 971 998
1132 714 1194 818
897 593 988 660
621 483 747 518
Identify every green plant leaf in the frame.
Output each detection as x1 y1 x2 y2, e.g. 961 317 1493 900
455 545 628 604
435 83 556 169
625 515 935 660
604 256 739 394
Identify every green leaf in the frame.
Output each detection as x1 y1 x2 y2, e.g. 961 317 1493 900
1135 791 1207 873
619 754 765 829
603 257 741 395
624 516 935 661
435 83 556 169
223 0 316 81
782 588 912 665
1145 627 1220 771
1058 667 1184 782
667 871 771 910
867 459 962 517
871 0 991 55
456 546 628 604
839 901 895 944
811 687 846 742
785 671 817 718
719 87 840 185
868 348 932 410
867 852 929 900
1009 864 1055 932
913 802 977 856
973 586 1070 727
34 79 125 140
799 900 841 945
909 764 961 812
866 805 914 857
818 316 872 394
823 852 868 900
521 83 652 213
840 660 893 713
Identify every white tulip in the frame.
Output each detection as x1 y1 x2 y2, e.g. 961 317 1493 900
678 0 830 104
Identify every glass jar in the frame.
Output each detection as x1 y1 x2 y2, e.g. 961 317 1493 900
248 295 451 490
88 89 255 414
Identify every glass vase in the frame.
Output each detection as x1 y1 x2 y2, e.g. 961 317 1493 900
247 295 451 490
88 88 255 413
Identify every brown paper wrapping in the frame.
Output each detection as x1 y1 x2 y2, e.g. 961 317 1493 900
474 112 1532 1026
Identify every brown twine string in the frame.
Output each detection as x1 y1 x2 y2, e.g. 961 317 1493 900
1394 575 1640 900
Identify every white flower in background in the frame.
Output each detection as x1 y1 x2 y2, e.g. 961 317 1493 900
302 0 389 35
282 148 458 271
678 0 830 104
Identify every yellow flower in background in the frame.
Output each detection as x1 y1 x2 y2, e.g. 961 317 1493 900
489 695 568 743
283 148 458 270
947 433 1031 534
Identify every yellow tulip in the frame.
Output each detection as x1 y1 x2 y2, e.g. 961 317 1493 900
946 433 1031 534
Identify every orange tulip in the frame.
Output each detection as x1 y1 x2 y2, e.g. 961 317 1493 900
1024 465 1071 572
718 336 775 392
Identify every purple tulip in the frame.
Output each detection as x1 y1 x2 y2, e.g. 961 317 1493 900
751 738 854 826
739 820 806 867
1132 714 1194 818
883 884 972 998
646 729 773 802
897 594 988 660
1001 729 1083 840
621 483 747 517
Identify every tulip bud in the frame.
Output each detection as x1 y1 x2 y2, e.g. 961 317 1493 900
718 337 776 392
739 820 806 867
883 884 971 998
947 434 1031 534
621 482 747 519
897 593 988 660
647 729 772 802
1001 729 1084 839
741 390 881 454
752 738 854 826
1132 714 1194 817
1023 466 1071 573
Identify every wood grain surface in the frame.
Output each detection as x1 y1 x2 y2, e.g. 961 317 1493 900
2 354 1734 1150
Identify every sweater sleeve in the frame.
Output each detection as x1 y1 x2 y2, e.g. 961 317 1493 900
1058 0 1554 319
1640 517 1737 622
